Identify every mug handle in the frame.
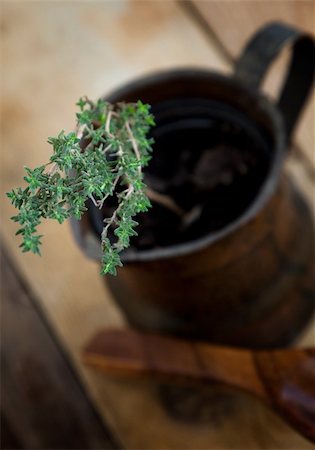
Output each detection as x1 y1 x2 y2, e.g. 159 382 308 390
234 22 315 140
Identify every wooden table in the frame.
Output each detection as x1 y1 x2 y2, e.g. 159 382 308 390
1 1 314 448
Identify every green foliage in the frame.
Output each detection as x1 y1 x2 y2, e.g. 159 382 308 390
7 97 155 275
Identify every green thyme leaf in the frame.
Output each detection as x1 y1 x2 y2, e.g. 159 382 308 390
7 97 155 274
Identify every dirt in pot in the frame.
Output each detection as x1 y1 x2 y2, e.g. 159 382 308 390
88 105 271 251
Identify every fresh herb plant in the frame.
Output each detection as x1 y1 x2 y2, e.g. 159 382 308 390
7 97 155 275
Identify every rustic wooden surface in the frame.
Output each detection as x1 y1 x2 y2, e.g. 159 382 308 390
1 245 120 449
1 1 314 449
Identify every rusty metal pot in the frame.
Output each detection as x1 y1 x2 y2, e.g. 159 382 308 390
72 22 315 348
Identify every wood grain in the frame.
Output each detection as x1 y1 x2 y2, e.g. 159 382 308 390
1 1 314 449
1 245 119 450
190 0 315 165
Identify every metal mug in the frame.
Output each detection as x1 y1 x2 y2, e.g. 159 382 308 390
72 22 315 348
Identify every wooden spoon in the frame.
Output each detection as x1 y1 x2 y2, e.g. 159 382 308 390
83 329 315 443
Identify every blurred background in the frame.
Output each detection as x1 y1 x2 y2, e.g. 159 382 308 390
1 1 314 449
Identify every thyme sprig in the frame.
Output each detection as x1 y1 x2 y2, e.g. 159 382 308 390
7 97 155 275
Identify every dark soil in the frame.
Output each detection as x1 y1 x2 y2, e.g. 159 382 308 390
88 102 271 251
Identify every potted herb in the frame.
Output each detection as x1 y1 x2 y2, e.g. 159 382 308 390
7 22 315 350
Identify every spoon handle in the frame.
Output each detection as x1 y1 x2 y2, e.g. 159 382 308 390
83 329 268 399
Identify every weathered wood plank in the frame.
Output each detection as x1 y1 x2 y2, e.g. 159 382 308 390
1 245 120 450
1 1 314 449
190 0 315 57
1 413 24 450
190 0 315 165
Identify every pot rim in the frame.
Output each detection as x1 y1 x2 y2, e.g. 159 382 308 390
78 68 288 263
